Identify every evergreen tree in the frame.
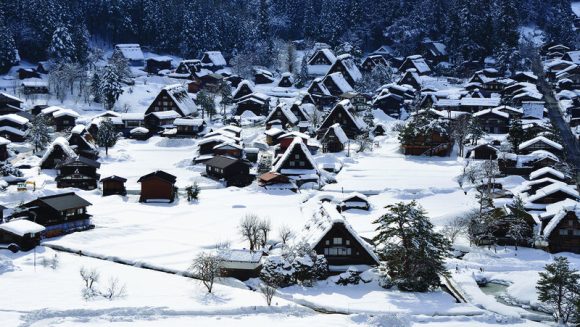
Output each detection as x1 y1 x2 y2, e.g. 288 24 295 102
100 65 124 111
507 118 526 153
47 26 76 64
373 201 450 292
536 257 580 324
0 21 17 73
96 118 119 156
494 0 519 49
196 90 216 120
27 115 52 153
90 71 102 103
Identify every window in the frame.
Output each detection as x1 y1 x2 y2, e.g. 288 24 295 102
324 247 352 256
299 161 305 167
289 161 295 167
325 240 329 245
559 229 570 236
294 154 300 159
568 220 574 227
574 229 580 236
333 237 342 245
346 240 350 245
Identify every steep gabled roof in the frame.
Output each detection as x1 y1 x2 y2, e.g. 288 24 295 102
320 99 366 131
201 51 227 66
114 44 144 61
265 103 298 125
40 137 77 166
322 123 348 144
301 202 379 265
530 167 566 181
162 84 198 116
527 183 579 204
272 137 318 174
518 136 563 151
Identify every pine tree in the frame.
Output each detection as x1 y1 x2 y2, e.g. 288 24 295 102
0 21 17 73
100 65 124 111
507 118 526 153
96 118 119 156
373 201 450 292
27 115 52 153
48 26 77 64
536 257 580 324
90 72 102 103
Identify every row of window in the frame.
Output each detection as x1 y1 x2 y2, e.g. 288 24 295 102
558 228 580 236
325 237 351 246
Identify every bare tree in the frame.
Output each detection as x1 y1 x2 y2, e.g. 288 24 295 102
190 252 223 293
278 224 294 245
101 277 127 300
80 266 100 300
258 218 271 248
239 214 262 251
355 133 372 153
450 114 471 157
260 283 277 306
441 216 468 244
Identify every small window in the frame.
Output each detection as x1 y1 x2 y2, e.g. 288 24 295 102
345 240 350 245
289 161 295 167
568 220 574 227
294 154 300 159
574 229 580 236
325 240 329 245
333 237 342 245
299 161 305 167
559 229 570 236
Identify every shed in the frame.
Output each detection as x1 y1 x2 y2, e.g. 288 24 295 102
100 175 127 196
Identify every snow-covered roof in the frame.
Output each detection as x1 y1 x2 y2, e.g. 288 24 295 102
150 110 180 120
473 108 509 119
321 99 366 131
541 199 580 237
308 48 337 66
41 106 65 115
518 136 563 151
219 249 262 263
202 51 227 66
233 80 255 97
325 123 348 144
530 167 566 180
0 113 28 125
460 97 501 107
341 192 368 203
221 125 242 134
405 55 431 74
335 54 362 82
162 84 198 116
70 124 86 135
0 92 23 103
527 183 579 204
114 44 144 61
148 56 172 62
121 113 145 121
53 108 79 118
301 202 379 264
173 118 204 126
40 137 77 165
0 136 10 145
273 137 318 175
266 103 298 125
0 219 45 237
130 127 149 134
325 72 354 93
0 126 26 136
564 50 580 64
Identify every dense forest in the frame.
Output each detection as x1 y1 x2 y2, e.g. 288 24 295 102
0 0 576 67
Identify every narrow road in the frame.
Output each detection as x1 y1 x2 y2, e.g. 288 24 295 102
535 69 580 183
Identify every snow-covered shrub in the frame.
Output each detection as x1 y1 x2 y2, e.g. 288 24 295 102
335 266 362 285
260 255 293 287
377 263 394 289
0 162 22 177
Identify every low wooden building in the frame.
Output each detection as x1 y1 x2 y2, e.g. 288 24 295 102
173 118 206 137
473 108 510 134
530 167 567 182
518 136 563 157
399 55 431 75
56 156 101 190
100 175 127 196
465 144 499 160
200 51 227 71
277 72 294 87
21 192 93 238
234 93 270 116
113 44 145 66
0 219 45 251
0 92 24 115
339 193 370 211
272 138 319 186
145 84 198 118
67 125 99 160
372 92 404 118
327 54 362 86
146 56 172 74
219 249 264 280
0 137 10 161
205 155 253 187
265 103 299 128
40 137 77 169
232 80 255 101
525 184 579 209
137 170 177 203
361 55 389 72
0 113 28 142
53 109 80 132
254 68 275 84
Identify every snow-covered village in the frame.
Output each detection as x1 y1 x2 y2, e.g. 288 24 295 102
0 0 579 326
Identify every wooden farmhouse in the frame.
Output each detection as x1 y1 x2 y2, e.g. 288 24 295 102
399 55 431 75
322 72 354 96
272 137 319 186
113 44 145 66
138 170 177 203
67 125 99 160
277 72 294 87
100 175 127 196
473 108 510 134
173 118 206 137
320 123 348 153
318 100 367 139
174 59 202 78
538 200 580 254
254 68 275 84
372 92 405 118
421 41 448 64
205 155 253 187
234 93 270 116
398 69 422 91
56 156 101 190
146 84 198 118
265 103 299 128
40 137 78 169
232 80 255 101
518 136 563 156
0 219 45 251
200 51 227 71
499 151 561 176
146 56 173 74
21 192 93 238
361 55 389 72
303 203 380 271
327 54 363 87
0 92 24 115
0 114 28 142
307 48 337 76
52 108 79 132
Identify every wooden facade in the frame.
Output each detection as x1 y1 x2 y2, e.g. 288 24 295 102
138 171 177 203
56 156 101 190
313 221 379 267
100 175 127 196
544 211 580 254
205 156 253 187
